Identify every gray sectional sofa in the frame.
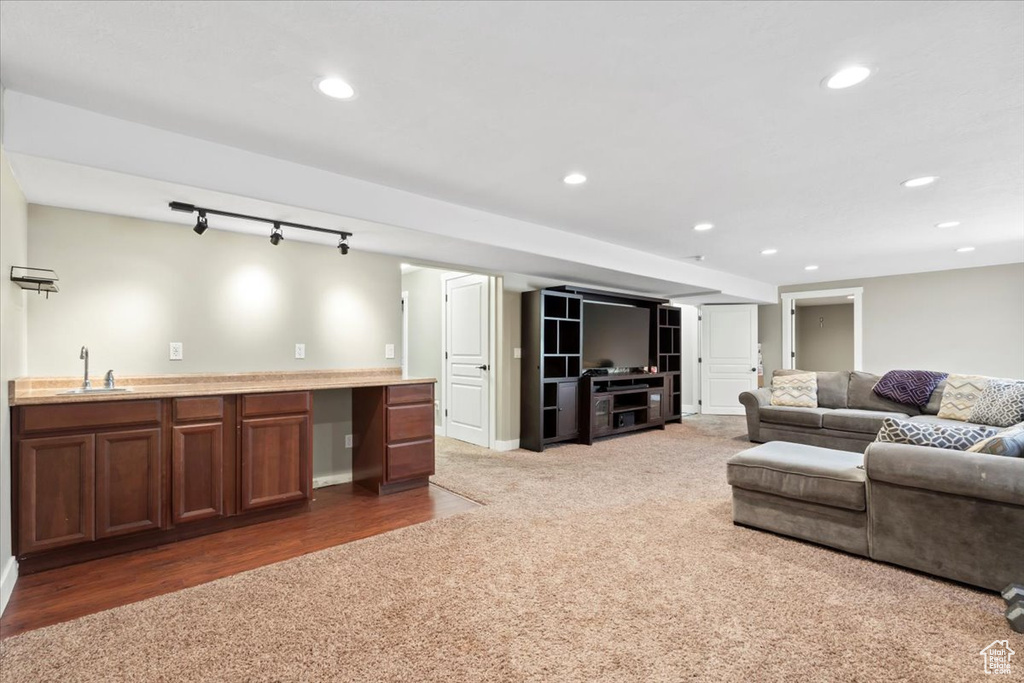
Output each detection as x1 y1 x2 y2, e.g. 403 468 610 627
738 370 984 452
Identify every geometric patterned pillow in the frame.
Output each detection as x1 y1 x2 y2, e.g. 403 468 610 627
872 370 948 407
875 417 999 451
967 422 1024 457
968 379 1024 428
771 372 818 408
937 374 991 422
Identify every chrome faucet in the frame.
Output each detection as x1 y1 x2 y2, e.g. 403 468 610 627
105 369 115 389
80 346 91 389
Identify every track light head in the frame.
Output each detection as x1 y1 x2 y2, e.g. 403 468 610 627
193 211 209 235
338 236 349 255
270 223 283 246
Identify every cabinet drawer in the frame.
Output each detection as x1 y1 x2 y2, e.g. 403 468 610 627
387 383 433 405
173 396 224 423
241 392 310 418
386 439 434 482
387 404 434 442
20 400 161 434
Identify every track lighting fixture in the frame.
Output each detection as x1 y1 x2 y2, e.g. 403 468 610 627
193 210 209 235
169 201 353 252
270 223 284 246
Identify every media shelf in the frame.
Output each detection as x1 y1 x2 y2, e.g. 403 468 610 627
580 373 670 445
656 305 683 421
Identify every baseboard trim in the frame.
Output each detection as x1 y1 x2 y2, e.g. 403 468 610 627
313 473 352 489
679 404 699 415
493 439 520 452
0 557 18 616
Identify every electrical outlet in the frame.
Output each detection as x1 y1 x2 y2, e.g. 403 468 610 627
169 342 183 361
385 343 395 359
295 343 305 359
513 347 522 359
344 434 353 449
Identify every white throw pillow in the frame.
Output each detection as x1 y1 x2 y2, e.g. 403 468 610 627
771 372 818 408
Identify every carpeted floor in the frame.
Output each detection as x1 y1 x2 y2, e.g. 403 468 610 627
1 416 1019 682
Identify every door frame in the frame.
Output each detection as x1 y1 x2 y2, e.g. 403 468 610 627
439 272 498 449
781 288 864 371
400 290 409 377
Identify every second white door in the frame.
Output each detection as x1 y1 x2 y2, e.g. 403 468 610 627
700 304 759 415
445 274 490 447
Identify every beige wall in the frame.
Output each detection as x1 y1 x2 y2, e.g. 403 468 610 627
498 287 521 443
401 267 444 425
1 148 29 612
760 263 1024 380
795 304 854 372
27 206 403 376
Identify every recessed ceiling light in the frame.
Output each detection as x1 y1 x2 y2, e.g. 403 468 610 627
935 221 961 228
693 223 714 232
805 265 819 271
760 248 778 255
956 246 975 253
901 176 939 188
824 65 872 89
316 77 356 100
563 173 587 185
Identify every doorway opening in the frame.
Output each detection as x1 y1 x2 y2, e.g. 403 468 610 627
781 288 864 371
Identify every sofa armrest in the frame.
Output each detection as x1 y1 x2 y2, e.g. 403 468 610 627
738 387 772 442
865 442 1024 506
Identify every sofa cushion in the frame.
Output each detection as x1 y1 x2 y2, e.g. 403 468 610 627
726 442 866 511
773 369 849 408
876 417 998 451
770 372 818 408
937 374 990 421
849 371 921 415
760 406 830 428
872 370 948 408
922 379 947 415
969 379 1024 428
822 409 911 435
968 422 1024 458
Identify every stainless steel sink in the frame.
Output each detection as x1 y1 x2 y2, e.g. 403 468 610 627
60 387 133 395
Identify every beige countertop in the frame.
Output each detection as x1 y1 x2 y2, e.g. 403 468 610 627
8 368 435 406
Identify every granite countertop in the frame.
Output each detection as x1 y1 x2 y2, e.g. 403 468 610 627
8 368 435 406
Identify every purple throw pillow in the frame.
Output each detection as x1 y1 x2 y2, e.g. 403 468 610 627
873 370 948 408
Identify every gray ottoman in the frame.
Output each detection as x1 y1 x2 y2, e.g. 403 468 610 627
727 442 869 556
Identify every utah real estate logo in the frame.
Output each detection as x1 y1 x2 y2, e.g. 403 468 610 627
980 640 1015 675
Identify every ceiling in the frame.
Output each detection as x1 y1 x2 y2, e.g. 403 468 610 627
1 1 1022 286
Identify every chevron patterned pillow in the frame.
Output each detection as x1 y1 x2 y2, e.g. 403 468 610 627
968 380 1024 428
876 417 999 451
770 372 818 408
937 374 991 422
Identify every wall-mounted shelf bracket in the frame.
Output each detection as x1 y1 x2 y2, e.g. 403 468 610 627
10 266 59 298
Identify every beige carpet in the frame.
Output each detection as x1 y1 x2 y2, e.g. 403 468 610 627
1 417 1019 682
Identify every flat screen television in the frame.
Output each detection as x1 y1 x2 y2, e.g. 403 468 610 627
583 302 650 370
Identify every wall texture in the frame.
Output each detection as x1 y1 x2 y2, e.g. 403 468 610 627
795 304 854 372
498 287 521 444
401 268 444 425
760 263 1024 380
1 148 29 612
27 206 403 375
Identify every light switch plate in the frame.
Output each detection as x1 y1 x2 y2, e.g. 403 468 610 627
513 347 522 359
344 434 353 449
169 342 183 361
385 343 395 359
295 343 305 359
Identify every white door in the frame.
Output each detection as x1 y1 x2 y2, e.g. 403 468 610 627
445 274 490 447
700 304 758 415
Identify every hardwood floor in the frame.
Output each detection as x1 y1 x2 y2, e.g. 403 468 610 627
0 483 479 639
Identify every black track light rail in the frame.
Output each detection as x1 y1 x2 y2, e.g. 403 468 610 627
169 202 352 239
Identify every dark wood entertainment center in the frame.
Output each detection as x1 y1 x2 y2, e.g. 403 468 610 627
520 286 682 452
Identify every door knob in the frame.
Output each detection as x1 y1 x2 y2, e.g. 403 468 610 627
751 368 757 372
477 364 489 371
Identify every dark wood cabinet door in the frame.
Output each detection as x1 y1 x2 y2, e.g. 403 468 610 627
95 428 162 539
556 382 578 437
649 391 663 420
18 434 96 554
172 423 224 524
240 415 310 511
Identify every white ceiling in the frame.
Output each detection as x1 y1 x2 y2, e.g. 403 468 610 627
1 1 1022 286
